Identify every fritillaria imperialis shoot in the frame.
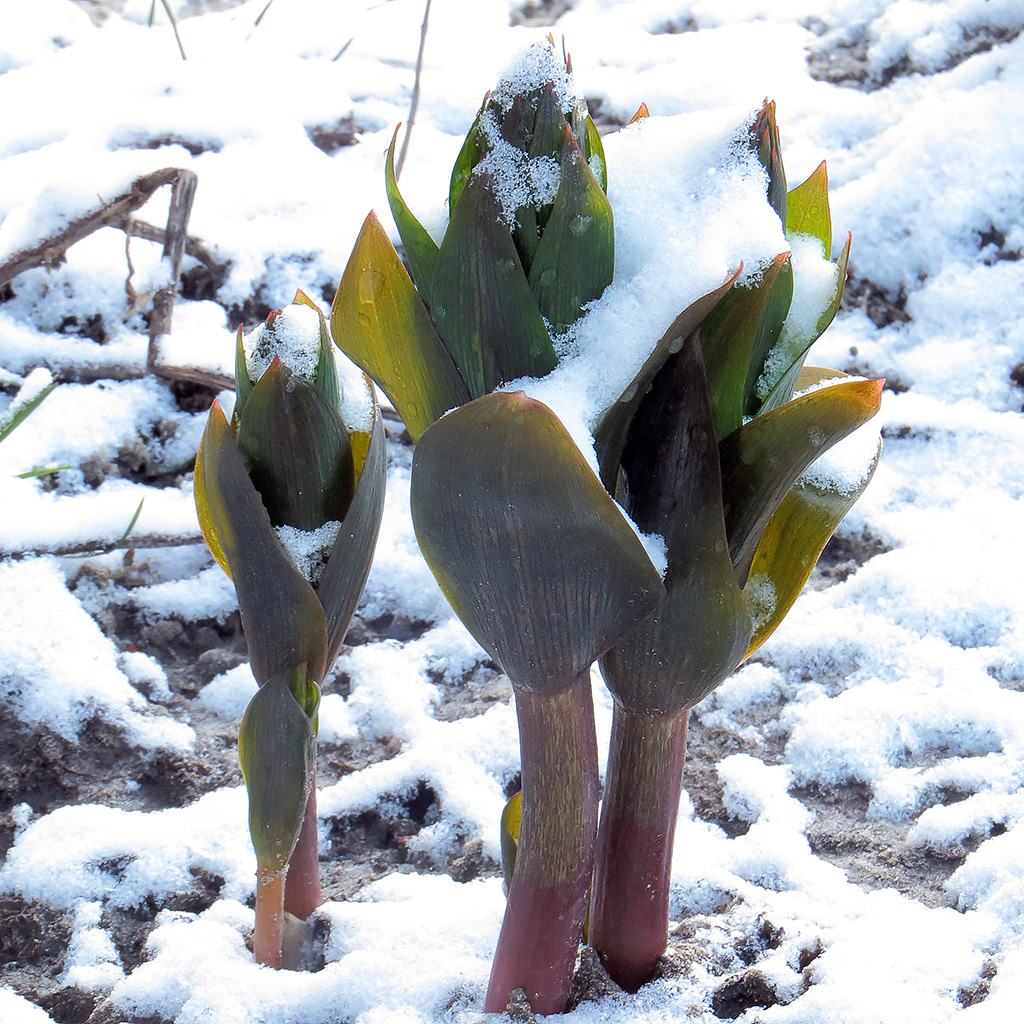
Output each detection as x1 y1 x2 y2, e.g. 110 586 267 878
588 102 880 992
411 391 663 1013
332 34 882 1010
194 293 385 968
329 43 657 1012
330 40 613 438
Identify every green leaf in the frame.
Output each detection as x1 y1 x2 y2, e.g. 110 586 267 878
528 127 614 334
786 160 831 256
449 98 488 215
238 667 317 873
317 401 387 669
757 232 851 415
500 789 522 894
195 402 328 685
698 252 790 440
719 375 884 585
411 391 664 694
431 172 557 397
593 268 742 490
235 360 354 531
752 99 786 224
601 334 751 714
386 126 440 305
292 289 342 410
584 116 607 193
528 82 569 165
233 326 253 424
330 211 470 440
0 373 56 445
16 464 72 479
743 369 881 657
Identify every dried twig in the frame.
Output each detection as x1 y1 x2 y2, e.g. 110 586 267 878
147 169 198 377
112 213 221 270
395 0 433 179
0 167 182 288
2 533 205 559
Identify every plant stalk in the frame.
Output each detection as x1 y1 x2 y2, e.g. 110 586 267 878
284 781 322 921
253 865 287 968
589 704 690 992
484 674 599 1015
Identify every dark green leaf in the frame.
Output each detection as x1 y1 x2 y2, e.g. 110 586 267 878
720 376 884 585
743 255 794 418
238 667 317 873
330 212 470 439
601 334 751 714
698 252 790 440
386 126 440 304
449 99 488 215
757 233 851 415
317 402 387 669
528 127 614 334
752 99 786 224
593 268 741 490
236 360 355 531
195 402 328 685
411 391 664 694
431 172 557 397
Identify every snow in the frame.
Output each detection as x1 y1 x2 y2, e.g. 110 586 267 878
0 0 1022 1022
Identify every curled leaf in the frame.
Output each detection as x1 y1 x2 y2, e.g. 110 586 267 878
331 211 469 439
411 391 664 694
239 667 317 873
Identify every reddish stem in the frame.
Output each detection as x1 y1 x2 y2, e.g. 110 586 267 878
589 705 690 992
484 675 599 1015
253 866 286 968
284 781 322 921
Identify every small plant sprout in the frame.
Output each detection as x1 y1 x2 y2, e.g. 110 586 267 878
331 38 614 437
588 102 880 992
194 292 385 968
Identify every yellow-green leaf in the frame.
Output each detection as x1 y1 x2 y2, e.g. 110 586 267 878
720 376 884 585
330 211 469 440
195 403 328 685
500 789 521 894
786 160 831 257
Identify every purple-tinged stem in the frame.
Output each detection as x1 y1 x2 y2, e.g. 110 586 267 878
485 674 599 1015
284 780 321 921
589 704 690 992
253 867 286 968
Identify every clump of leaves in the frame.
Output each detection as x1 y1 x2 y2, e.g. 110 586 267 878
332 41 881 1012
587 100 878 992
331 39 615 436
332 42 659 1013
195 292 385 967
